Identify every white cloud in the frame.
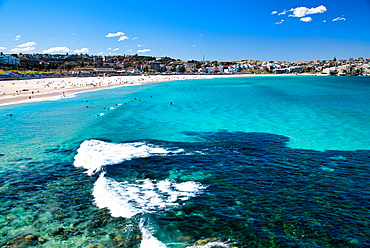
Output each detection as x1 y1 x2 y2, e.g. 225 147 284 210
137 44 143 47
0 47 7 50
271 11 278 15
9 41 38 53
300 17 313 22
98 52 104 55
193 45 197 47
74 48 89 53
112 48 119 51
127 49 132 52
278 10 288 15
323 20 327 23
275 20 285 24
43 46 71 53
288 5 327 18
17 41 37 48
137 49 151 53
333 17 346 21
132 37 138 40
10 47 35 53
106 31 125 37
15 35 21 41
107 48 112 50
118 36 129 41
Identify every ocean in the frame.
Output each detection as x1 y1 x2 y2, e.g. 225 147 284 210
1 75 370 247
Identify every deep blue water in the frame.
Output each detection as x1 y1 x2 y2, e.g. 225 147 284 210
0 76 370 247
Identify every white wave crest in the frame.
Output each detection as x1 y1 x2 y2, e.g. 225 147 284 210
93 174 206 218
73 139 184 175
139 219 167 248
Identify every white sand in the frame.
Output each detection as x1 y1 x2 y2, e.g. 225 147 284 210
0 73 314 106
0 74 248 105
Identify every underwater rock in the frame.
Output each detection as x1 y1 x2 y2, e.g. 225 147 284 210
191 238 234 248
49 227 65 236
37 237 45 243
54 213 69 220
113 237 123 241
195 238 220 245
113 237 131 248
24 235 37 241
6 234 45 247
6 236 25 247
98 210 107 216
6 214 16 221
48 226 76 240
176 235 193 242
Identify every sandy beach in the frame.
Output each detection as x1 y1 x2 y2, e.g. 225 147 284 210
0 73 319 106
0 74 250 106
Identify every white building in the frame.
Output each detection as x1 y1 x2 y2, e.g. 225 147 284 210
288 66 304 73
322 67 337 74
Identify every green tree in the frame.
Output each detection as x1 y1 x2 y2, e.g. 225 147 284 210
179 65 186 73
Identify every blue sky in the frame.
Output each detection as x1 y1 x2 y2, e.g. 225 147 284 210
0 0 369 61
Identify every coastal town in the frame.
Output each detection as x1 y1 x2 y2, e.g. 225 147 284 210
1 53 369 79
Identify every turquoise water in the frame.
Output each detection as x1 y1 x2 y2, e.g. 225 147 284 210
1 76 370 247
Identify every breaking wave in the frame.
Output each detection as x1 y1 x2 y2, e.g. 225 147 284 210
73 139 207 247
93 173 206 218
73 139 184 175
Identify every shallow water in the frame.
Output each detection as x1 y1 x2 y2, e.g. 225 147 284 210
0 76 369 247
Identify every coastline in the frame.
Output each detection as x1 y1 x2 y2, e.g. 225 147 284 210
0 73 321 106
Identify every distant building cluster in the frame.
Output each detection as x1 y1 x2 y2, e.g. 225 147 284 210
1 53 369 79
0 55 20 65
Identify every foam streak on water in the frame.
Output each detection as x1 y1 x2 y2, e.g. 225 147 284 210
73 139 184 175
93 173 206 218
139 218 168 248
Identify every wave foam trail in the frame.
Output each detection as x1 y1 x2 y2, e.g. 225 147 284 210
93 174 206 218
73 139 184 175
139 218 167 248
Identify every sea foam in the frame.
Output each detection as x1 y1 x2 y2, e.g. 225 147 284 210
139 218 167 248
93 173 206 218
73 139 184 175
74 139 206 246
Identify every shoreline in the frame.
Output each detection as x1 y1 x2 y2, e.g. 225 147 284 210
0 73 322 106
